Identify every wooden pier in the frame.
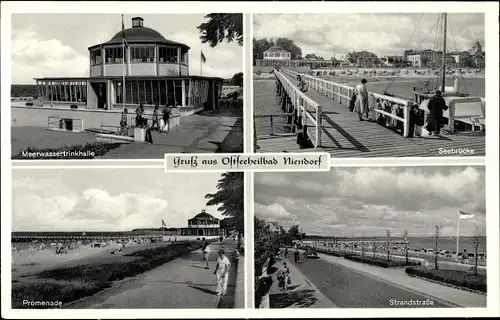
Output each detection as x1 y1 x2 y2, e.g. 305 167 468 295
254 69 485 157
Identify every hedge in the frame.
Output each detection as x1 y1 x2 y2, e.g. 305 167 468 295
405 267 486 293
345 255 421 268
254 276 272 308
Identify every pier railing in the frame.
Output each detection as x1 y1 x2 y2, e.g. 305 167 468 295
274 69 323 147
254 112 295 138
282 69 413 137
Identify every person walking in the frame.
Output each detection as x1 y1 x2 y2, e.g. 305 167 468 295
202 241 210 269
426 90 449 135
119 108 128 135
161 105 171 133
214 249 231 296
354 79 369 121
152 105 160 131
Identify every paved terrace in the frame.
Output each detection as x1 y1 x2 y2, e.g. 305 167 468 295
11 108 243 158
256 71 485 157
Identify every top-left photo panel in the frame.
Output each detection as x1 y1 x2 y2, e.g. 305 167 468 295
11 13 244 160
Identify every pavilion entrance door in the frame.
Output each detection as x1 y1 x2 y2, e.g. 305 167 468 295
91 82 107 110
198 229 203 236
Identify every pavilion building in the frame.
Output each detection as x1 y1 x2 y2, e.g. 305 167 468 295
29 16 223 128
179 209 224 237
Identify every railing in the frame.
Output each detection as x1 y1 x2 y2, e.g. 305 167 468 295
282 69 413 137
274 69 323 147
254 113 295 137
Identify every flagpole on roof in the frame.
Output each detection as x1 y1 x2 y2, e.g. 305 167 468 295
200 50 203 76
121 14 127 113
456 210 460 259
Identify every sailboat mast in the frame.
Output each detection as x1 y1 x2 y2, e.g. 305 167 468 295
441 13 447 92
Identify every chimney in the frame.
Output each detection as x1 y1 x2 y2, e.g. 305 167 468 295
132 17 144 28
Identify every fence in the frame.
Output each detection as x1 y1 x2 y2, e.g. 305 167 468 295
274 69 323 147
282 69 413 137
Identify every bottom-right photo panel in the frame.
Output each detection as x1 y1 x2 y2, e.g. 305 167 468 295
254 166 486 309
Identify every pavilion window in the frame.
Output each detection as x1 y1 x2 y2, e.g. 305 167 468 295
91 49 102 65
159 46 178 63
159 80 167 105
131 46 155 63
105 47 125 64
174 80 182 106
167 80 175 105
144 80 153 104
180 51 188 64
185 80 190 106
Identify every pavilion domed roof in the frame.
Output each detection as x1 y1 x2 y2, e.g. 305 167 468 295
190 209 218 220
88 17 190 50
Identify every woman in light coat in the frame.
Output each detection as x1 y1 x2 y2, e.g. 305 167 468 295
354 79 369 121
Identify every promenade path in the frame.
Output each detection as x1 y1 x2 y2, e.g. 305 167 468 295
66 239 240 309
256 73 485 157
283 249 485 308
269 256 336 308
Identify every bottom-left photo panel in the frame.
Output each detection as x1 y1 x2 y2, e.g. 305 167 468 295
10 169 245 309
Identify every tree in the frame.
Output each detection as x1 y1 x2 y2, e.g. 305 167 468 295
472 226 481 276
287 225 300 240
231 72 243 87
197 14 243 47
434 225 440 270
404 49 415 57
386 229 391 262
403 229 409 265
253 37 303 61
205 172 244 248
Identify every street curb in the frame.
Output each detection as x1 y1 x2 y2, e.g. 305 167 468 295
406 273 487 296
234 255 245 308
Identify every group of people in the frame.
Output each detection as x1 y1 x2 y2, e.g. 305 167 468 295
201 240 232 296
119 103 174 137
350 78 449 135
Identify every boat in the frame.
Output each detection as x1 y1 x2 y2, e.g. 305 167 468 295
408 13 485 135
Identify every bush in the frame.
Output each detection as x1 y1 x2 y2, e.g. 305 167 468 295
254 276 272 308
405 267 486 293
70 104 78 109
345 255 420 268
13 242 201 308
12 280 110 308
25 101 34 106
11 142 122 160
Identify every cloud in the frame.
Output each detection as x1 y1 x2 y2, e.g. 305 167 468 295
255 167 485 236
12 170 225 231
12 28 89 82
253 13 485 58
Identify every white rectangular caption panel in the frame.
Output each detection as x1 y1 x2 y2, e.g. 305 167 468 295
165 153 330 172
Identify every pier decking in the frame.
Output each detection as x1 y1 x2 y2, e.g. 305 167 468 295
255 70 485 157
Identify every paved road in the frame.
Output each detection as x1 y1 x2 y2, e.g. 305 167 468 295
286 252 450 308
66 239 238 309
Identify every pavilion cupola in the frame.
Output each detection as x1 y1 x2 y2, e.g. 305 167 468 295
132 17 144 28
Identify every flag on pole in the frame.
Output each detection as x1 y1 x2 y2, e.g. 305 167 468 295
458 211 474 220
162 219 167 227
121 14 125 31
201 51 206 64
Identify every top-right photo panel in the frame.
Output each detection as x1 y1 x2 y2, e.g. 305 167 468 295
253 13 485 157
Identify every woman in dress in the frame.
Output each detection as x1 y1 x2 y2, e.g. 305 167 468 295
354 79 369 121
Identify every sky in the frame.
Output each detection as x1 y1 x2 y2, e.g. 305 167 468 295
11 14 243 84
12 169 225 232
254 166 486 237
253 13 485 59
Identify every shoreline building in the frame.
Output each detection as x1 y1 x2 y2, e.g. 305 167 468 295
254 45 335 68
15 16 223 130
179 209 224 237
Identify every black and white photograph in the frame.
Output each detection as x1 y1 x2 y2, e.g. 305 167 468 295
253 13 485 157
11 169 244 308
254 167 486 308
11 13 243 159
